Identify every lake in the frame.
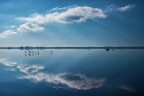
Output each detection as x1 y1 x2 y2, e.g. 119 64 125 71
0 49 144 96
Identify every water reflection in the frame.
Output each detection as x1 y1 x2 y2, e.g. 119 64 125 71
24 50 54 56
25 51 40 56
0 57 106 90
19 73 106 90
0 49 144 96
23 49 128 57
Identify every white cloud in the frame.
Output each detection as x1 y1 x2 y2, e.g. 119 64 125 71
0 58 17 66
17 64 44 74
17 22 44 33
0 30 17 38
18 6 107 24
4 25 16 29
117 5 135 12
0 6 106 38
19 72 106 90
0 22 44 38
51 6 73 11
0 5 134 38
10 25 16 28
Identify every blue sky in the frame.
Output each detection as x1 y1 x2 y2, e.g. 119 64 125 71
0 0 144 46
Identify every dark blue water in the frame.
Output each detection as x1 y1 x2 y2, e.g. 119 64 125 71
0 49 144 96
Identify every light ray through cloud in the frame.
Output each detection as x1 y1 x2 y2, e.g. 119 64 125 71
0 4 135 39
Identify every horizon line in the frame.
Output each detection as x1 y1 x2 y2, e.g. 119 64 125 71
0 46 144 50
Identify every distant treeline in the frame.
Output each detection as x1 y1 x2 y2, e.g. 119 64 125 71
0 46 144 50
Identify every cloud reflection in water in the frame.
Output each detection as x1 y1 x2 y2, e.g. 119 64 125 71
0 57 106 90
19 73 106 90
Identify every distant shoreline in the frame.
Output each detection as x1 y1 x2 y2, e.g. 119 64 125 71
0 46 144 50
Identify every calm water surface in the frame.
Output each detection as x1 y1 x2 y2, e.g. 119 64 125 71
0 49 144 96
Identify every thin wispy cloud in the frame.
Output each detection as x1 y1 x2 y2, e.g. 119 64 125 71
51 6 75 11
117 5 135 12
4 25 16 29
106 4 135 12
